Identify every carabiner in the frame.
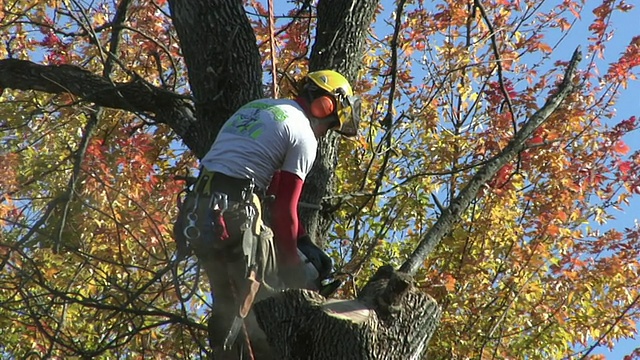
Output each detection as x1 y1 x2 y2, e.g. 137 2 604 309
183 212 201 240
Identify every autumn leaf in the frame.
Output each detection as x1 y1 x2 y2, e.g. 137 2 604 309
614 140 631 154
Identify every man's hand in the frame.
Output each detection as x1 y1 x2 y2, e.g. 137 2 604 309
297 234 332 280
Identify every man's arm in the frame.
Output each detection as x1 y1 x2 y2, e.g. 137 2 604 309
268 170 304 266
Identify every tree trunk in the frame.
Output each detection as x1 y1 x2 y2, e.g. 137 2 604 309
300 0 380 243
168 0 264 158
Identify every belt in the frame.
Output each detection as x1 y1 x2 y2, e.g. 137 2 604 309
194 169 256 202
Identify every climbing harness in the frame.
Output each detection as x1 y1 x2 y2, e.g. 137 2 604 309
176 170 264 357
181 191 229 247
174 169 338 357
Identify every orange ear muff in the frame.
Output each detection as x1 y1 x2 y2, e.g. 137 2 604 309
310 96 335 118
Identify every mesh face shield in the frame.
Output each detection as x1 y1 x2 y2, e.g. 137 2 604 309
333 92 361 137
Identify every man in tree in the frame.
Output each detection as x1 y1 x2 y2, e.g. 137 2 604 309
177 68 360 283
173 69 360 355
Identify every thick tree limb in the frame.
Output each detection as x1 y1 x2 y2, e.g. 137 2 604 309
399 47 583 276
2 0 266 159
168 0 263 158
0 58 198 144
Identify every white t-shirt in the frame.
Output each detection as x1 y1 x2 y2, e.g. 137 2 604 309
201 98 317 190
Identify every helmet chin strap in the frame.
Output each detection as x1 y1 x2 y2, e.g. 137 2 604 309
308 117 333 138
308 116 320 126
308 117 322 138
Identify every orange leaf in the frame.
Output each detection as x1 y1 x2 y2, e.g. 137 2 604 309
557 210 568 222
558 18 571 31
613 140 630 154
619 161 632 174
538 42 553 53
443 274 457 292
547 224 560 236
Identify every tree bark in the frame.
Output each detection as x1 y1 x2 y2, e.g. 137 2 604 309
254 265 441 360
0 59 198 142
168 0 264 158
300 0 380 243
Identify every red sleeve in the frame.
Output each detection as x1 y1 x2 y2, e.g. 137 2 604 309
270 170 304 266
268 171 307 236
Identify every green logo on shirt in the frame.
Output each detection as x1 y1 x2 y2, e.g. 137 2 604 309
221 101 288 139
244 102 287 122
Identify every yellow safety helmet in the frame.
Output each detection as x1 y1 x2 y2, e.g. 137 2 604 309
305 70 361 137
